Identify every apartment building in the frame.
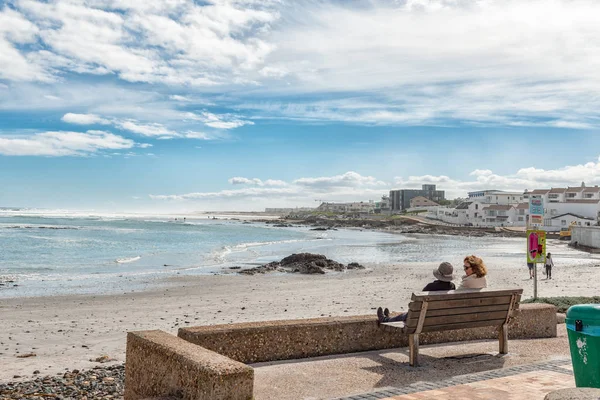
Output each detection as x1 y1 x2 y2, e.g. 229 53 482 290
390 184 445 212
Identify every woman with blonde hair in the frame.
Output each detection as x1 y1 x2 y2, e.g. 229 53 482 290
459 255 487 289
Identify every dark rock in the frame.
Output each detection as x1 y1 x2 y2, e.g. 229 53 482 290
347 262 365 269
238 253 361 275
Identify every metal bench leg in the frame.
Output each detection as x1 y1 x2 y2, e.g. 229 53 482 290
409 334 419 367
499 324 508 354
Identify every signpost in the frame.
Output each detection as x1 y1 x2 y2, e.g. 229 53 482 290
528 196 546 299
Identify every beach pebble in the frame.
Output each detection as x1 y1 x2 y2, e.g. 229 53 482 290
0 364 125 399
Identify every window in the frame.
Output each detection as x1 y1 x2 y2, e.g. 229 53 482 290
518 217 524 221
561 220 567 226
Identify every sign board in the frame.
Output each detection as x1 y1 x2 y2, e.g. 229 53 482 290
527 229 547 263
530 215 543 225
529 196 544 216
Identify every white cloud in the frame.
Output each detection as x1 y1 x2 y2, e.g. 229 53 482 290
62 113 110 125
169 95 191 102
228 177 287 186
5 0 600 129
59 110 243 140
152 171 391 205
116 120 176 137
0 130 135 156
13 0 278 86
185 111 254 129
0 7 52 82
294 171 388 189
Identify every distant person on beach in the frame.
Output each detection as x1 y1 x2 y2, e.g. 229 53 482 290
527 262 534 279
377 262 455 323
459 255 487 289
545 253 554 279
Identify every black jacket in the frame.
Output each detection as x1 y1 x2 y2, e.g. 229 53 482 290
422 280 456 291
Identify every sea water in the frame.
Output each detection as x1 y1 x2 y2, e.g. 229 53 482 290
0 211 595 298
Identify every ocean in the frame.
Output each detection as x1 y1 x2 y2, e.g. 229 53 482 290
1 210 594 298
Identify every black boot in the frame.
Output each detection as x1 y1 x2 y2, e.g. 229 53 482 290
377 307 384 324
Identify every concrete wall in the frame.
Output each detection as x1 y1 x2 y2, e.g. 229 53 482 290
572 226 600 248
125 330 253 400
178 304 556 364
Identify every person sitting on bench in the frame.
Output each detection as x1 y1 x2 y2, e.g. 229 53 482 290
459 255 487 289
377 262 455 323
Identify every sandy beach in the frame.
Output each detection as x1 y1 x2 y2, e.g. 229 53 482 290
2 239 600 383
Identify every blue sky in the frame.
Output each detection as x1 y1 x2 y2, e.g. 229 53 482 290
2 0 600 212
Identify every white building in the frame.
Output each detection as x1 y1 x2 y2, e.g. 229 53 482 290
481 204 516 226
467 190 524 205
549 213 595 231
513 202 529 226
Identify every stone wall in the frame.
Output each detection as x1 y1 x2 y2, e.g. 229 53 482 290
125 330 253 400
178 303 556 364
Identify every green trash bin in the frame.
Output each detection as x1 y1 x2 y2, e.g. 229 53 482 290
566 304 600 388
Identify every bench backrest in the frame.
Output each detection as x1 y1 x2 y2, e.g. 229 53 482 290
403 288 523 335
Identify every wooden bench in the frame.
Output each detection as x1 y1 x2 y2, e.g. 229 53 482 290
381 288 523 367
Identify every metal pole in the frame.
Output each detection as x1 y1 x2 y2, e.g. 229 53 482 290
533 261 537 300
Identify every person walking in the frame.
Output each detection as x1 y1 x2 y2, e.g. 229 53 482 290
545 253 554 279
527 262 534 279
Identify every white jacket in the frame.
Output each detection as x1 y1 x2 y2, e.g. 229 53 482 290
458 274 488 289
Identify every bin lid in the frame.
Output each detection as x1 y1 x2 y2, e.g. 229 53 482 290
566 304 600 322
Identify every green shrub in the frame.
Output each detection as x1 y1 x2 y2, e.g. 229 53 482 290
522 296 600 313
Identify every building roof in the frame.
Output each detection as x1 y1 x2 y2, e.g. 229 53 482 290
583 186 600 192
529 189 550 194
548 188 566 194
455 202 472 210
566 186 585 192
482 205 513 211
565 199 600 204
551 213 595 221
515 202 529 209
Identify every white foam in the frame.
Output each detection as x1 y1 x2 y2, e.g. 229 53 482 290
115 256 141 264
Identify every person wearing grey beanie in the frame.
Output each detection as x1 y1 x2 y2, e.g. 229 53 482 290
377 261 456 323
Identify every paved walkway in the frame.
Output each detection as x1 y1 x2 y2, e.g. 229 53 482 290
337 359 574 400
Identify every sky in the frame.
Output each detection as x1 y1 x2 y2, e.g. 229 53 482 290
2 0 600 212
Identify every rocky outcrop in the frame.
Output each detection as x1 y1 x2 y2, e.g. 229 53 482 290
238 253 364 275
263 215 525 238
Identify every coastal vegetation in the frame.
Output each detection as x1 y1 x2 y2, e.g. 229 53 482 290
522 296 600 313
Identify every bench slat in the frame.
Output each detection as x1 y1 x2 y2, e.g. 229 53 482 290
408 310 509 327
420 318 507 333
408 296 513 311
411 288 523 302
405 304 511 318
